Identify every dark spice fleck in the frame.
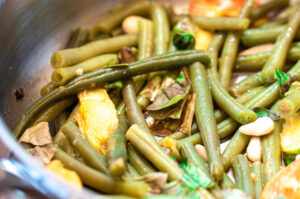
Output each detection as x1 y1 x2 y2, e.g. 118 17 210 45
14 88 24 100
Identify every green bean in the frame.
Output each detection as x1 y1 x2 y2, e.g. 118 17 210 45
40 82 56 96
259 17 288 29
261 8 300 83
277 90 300 117
68 27 89 48
127 143 156 176
176 133 202 150
151 2 170 55
90 0 149 36
192 16 250 30
232 155 254 198
122 79 151 134
250 0 289 22
207 30 257 124
190 62 223 180
262 103 282 185
106 114 128 176
15 50 211 139
229 72 263 98
55 111 69 132
242 25 300 46
53 146 149 196
138 19 154 60
126 124 183 181
51 34 138 68
235 45 300 71
252 161 263 199
208 66 257 124
51 54 119 85
219 0 254 89
222 61 300 170
61 122 109 175
31 97 76 126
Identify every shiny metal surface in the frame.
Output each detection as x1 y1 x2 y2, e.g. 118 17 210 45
0 0 184 197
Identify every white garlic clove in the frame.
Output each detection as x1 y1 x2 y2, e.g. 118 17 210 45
247 136 262 162
122 15 145 34
239 116 274 136
195 144 207 160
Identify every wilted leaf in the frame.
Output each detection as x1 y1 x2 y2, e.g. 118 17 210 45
164 83 186 99
135 172 168 194
216 188 250 199
180 93 196 136
253 107 280 121
19 122 52 146
28 146 57 165
161 77 176 89
118 46 137 63
140 76 162 101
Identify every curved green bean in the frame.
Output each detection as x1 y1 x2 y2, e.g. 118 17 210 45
235 45 300 71
90 0 149 36
126 124 183 181
252 161 263 199
190 62 224 180
31 97 76 126
125 163 141 179
61 122 109 175
51 54 119 85
261 8 300 83
232 155 254 198
219 0 254 89
106 114 129 176
229 72 263 98
15 50 211 139
250 0 289 22
51 34 138 68
127 143 156 176
192 16 250 30
53 146 149 196
151 2 170 55
242 25 300 46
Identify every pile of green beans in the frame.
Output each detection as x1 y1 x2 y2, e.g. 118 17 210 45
16 0 300 197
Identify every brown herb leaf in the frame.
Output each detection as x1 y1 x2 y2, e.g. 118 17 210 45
140 76 162 101
180 93 196 136
19 122 52 146
118 46 137 63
